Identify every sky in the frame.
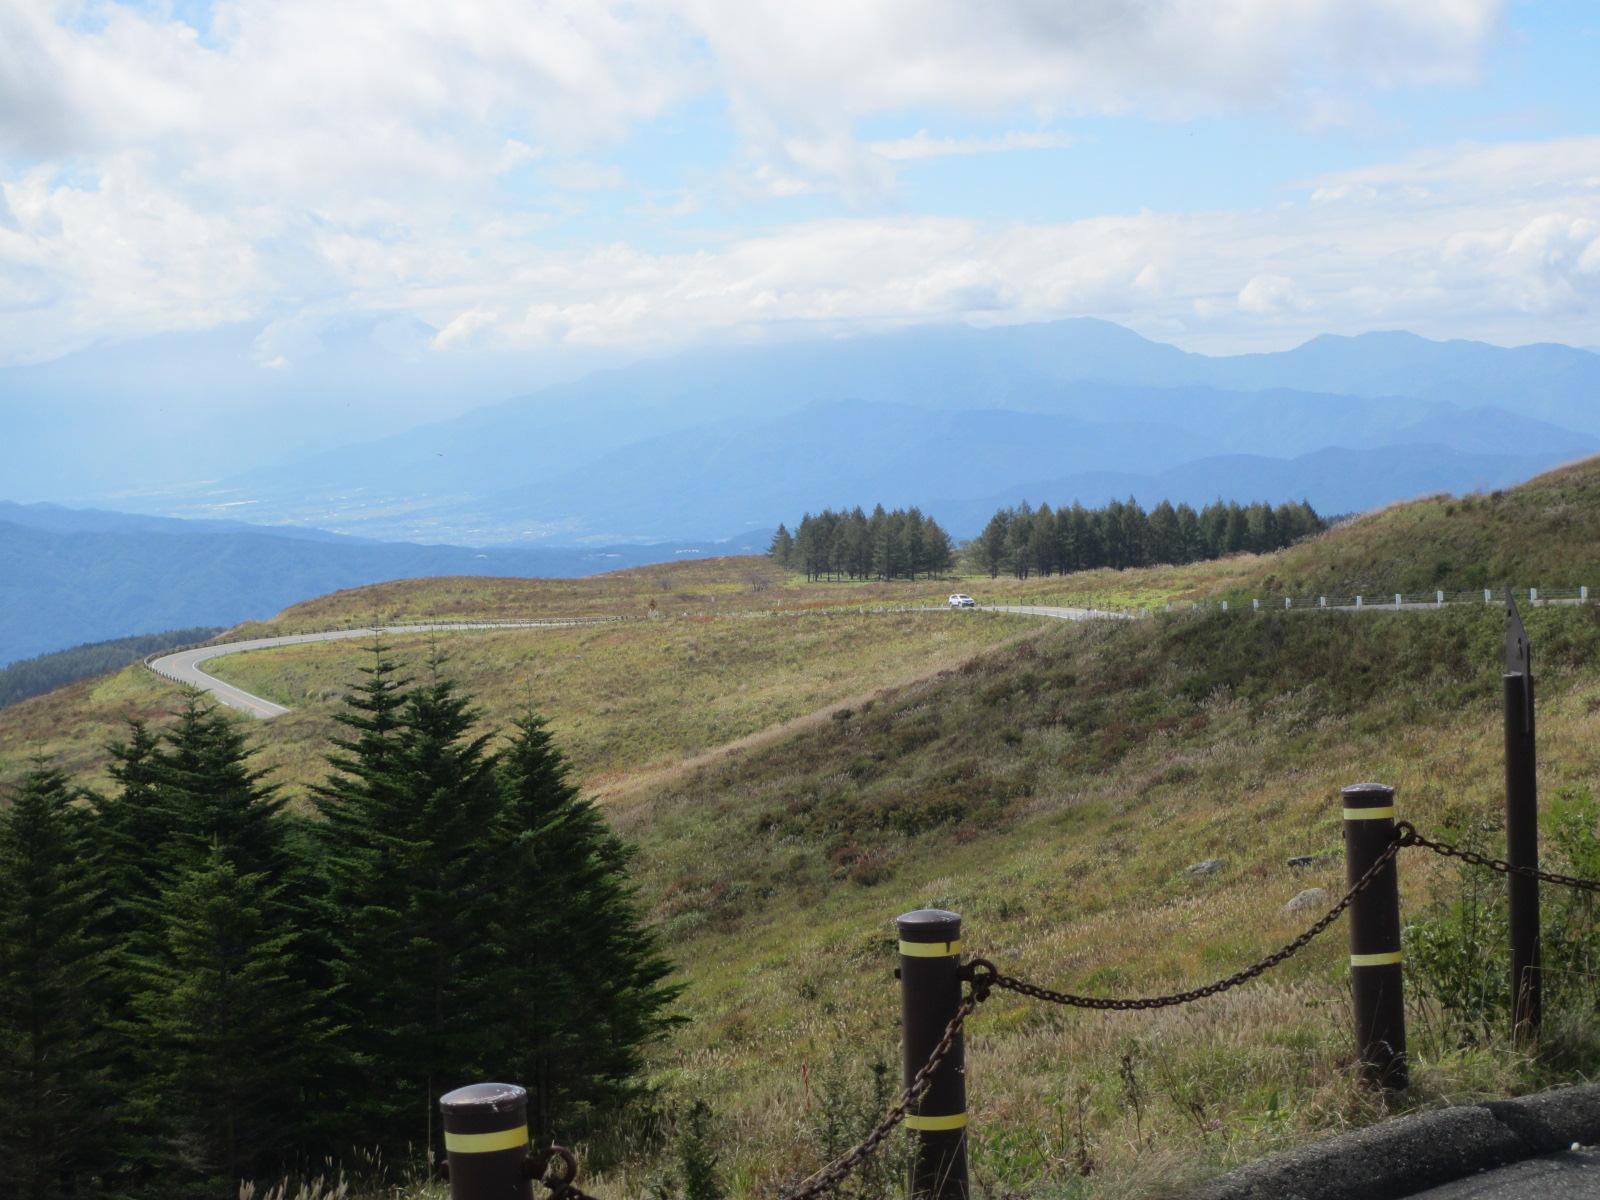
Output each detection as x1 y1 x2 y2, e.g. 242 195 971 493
2 0 1599 375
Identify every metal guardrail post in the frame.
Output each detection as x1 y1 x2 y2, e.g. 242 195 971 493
440 1082 534 1200
1343 783 1408 1089
1356 595 1363 608
897 908 969 1200
1504 591 1541 1042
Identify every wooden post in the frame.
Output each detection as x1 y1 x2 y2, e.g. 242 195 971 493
1343 783 1407 1089
897 908 969 1200
1504 589 1541 1041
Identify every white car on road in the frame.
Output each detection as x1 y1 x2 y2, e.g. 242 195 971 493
948 593 977 608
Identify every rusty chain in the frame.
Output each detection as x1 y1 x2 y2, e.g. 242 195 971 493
1399 820 1600 892
973 832 1406 1011
530 819 1600 1200
777 992 983 1200
535 1145 605 1200
528 995 983 1200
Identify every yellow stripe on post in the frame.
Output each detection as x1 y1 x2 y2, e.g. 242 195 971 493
898 939 962 958
906 1112 968 1131
443 1126 530 1154
1350 951 1402 967
1343 807 1395 821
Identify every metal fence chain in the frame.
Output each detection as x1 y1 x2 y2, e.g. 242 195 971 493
1400 821 1600 893
536 1145 605 1200
975 834 1405 1012
778 992 983 1200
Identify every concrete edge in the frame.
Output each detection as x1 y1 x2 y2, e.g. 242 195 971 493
1187 1082 1600 1200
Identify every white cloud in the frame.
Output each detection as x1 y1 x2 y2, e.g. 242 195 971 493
869 130 1075 161
0 0 1552 362
5 136 1600 362
545 162 628 192
1237 274 1313 316
687 0 1502 191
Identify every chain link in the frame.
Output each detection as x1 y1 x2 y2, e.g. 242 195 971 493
977 834 1405 1011
778 992 982 1200
1401 821 1600 892
534 820 1600 1200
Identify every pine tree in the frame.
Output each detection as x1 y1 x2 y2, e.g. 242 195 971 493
768 524 793 567
154 693 289 883
316 656 506 1148
0 763 114 1200
490 709 678 1141
131 848 331 1197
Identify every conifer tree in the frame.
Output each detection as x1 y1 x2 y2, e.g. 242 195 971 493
131 847 331 1197
89 720 174 941
154 693 289 882
767 524 793 566
490 709 677 1141
0 763 114 1200
316 656 506 1146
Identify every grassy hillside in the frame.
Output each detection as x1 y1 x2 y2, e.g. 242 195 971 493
0 553 1249 793
7 467 1600 1197
202 611 1035 795
602 604 1600 1198
1243 454 1600 598
233 554 1255 635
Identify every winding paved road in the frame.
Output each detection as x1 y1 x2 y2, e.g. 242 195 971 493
145 605 1126 720
146 619 624 719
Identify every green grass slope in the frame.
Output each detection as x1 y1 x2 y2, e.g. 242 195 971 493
1245 453 1600 598
610 603 1600 1198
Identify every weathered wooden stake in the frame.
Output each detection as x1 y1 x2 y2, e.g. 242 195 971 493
1504 589 1541 1042
439 1082 533 1200
1343 783 1408 1089
897 908 969 1200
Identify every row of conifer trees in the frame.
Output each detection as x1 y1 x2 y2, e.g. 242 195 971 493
967 497 1325 578
768 506 956 581
0 646 675 1200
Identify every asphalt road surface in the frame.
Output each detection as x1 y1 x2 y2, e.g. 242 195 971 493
1401 1148 1600 1197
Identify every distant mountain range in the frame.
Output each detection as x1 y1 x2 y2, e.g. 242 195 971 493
107 319 1600 544
0 503 765 666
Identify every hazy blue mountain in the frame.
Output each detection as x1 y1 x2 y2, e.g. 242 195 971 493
34 317 1600 543
0 516 766 666
0 500 360 542
0 316 612 502
941 444 1575 534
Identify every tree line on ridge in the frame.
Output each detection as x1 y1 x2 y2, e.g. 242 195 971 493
768 506 957 581
968 497 1326 578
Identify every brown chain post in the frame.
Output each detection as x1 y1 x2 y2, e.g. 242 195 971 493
1504 590 1541 1042
1343 783 1408 1089
440 1082 535 1200
898 909 969 1200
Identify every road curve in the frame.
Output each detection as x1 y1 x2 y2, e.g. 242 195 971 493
147 606 1132 721
146 620 624 719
